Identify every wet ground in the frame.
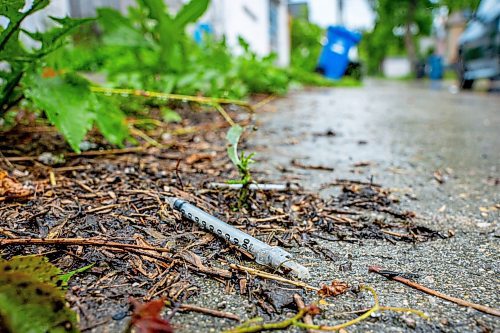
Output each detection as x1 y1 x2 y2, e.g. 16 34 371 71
253 80 499 226
245 79 499 332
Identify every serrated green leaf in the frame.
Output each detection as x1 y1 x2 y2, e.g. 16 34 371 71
0 0 50 51
24 72 95 153
92 96 128 146
226 125 244 167
0 0 26 17
21 16 93 54
173 0 209 28
97 8 151 48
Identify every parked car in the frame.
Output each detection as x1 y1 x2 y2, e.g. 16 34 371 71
457 0 500 89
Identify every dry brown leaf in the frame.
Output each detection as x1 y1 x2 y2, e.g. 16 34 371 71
0 170 32 200
317 280 349 297
129 297 173 333
130 257 158 279
185 152 215 164
179 251 231 278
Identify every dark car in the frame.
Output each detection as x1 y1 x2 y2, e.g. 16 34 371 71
457 0 500 89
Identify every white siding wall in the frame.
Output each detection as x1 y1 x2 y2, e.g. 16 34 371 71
276 1 290 66
203 0 290 66
224 0 270 57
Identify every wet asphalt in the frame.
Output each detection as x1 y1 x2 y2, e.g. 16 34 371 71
169 80 499 332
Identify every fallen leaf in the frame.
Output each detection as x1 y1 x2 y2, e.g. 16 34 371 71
185 152 215 164
0 170 32 200
433 170 445 184
318 280 349 297
179 251 231 279
129 298 173 333
308 304 321 316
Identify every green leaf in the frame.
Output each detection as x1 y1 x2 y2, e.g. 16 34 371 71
161 107 182 123
58 263 94 286
0 0 50 51
0 256 78 333
174 0 210 29
97 8 151 47
139 0 169 22
0 256 62 286
24 72 95 152
0 273 79 333
92 96 128 146
226 125 244 167
21 16 94 55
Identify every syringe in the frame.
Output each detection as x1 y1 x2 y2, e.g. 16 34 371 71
165 197 310 279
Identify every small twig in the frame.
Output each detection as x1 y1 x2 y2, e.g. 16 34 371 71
65 147 146 157
129 127 163 147
320 178 382 189
229 263 319 291
369 265 500 317
226 286 427 333
90 86 253 111
298 286 427 332
223 308 309 333
293 294 316 333
0 150 13 168
213 103 236 126
0 237 170 253
175 159 184 190
177 304 240 321
252 95 277 111
86 204 121 213
381 230 411 238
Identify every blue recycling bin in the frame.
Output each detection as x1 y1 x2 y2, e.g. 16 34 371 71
428 55 443 80
193 23 213 44
317 26 362 80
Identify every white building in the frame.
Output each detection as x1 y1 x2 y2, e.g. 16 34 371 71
202 0 290 66
13 0 290 67
289 0 375 31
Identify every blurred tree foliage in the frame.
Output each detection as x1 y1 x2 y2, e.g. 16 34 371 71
360 0 434 75
360 0 480 76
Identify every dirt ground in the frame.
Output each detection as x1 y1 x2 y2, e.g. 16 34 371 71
0 80 498 332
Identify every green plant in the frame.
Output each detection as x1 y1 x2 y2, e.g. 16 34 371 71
234 38 290 95
226 125 255 207
88 0 292 98
0 0 90 111
0 0 129 152
290 18 324 73
96 0 216 92
0 255 92 333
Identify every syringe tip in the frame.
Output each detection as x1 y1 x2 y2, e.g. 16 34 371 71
282 261 310 279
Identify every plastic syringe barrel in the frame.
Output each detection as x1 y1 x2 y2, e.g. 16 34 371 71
168 197 309 278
